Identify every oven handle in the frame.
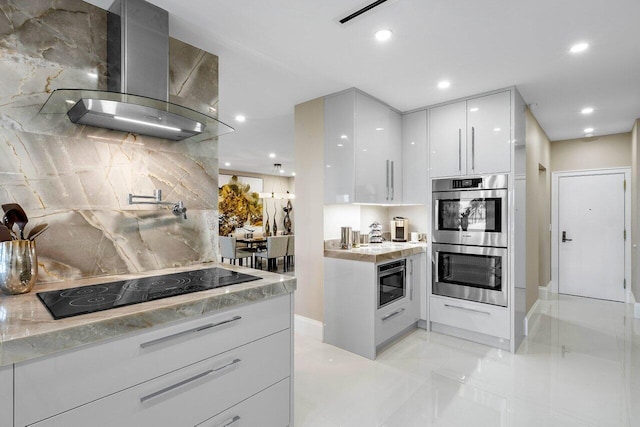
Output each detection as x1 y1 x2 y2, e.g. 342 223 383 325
378 266 406 277
444 304 491 316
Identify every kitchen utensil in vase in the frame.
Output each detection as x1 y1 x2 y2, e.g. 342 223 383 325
0 225 13 242
27 223 49 241
0 239 37 295
2 203 28 240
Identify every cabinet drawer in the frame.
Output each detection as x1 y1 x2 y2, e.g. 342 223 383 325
195 378 290 427
30 330 291 427
430 296 510 339
16 294 291 427
375 298 414 346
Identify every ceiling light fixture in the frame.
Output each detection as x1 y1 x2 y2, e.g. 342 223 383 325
235 115 246 122
469 107 479 112
438 80 451 89
570 42 589 53
269 153 276 158
374 29 392 42
584 127 594 133
224 162 230 167
340 134 348 139
581 107 594 114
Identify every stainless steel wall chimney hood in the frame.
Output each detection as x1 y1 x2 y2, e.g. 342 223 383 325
39 0 233 142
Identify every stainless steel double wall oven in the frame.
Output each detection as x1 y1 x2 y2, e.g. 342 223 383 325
432 175 508 307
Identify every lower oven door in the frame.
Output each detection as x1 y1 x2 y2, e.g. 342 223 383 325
432 243 508 307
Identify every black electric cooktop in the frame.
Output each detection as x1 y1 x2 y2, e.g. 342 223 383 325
37 267 261 320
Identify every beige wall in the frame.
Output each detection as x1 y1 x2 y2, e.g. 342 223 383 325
293 97 325 322
551 133 632 172
525 110 551 313
632 120 640 302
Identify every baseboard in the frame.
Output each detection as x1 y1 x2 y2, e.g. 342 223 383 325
294 314 324 341
524 298 541 336
539 282 551 300
431 322 511 351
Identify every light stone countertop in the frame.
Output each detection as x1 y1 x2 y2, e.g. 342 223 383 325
0 262 296 367
324 241 427 263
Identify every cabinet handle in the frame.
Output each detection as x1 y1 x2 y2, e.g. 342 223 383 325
390 160 395 200
214 415 241 427
458 128 462 171
444 303 490 316
409 259 414 300
386 160 390 200
140 315 242 348
471 126 475 171
382 307 405 321
140 358 241 403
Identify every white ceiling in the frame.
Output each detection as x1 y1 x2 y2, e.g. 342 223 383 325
85 0 640 176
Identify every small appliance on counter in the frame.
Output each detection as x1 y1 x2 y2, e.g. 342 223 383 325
390 217 409 242
369 221 384 243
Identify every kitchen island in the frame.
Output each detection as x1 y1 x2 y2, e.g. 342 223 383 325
0 262 295 427
324 241 427 359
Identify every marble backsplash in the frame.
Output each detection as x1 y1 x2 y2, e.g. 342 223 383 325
0 0 221 283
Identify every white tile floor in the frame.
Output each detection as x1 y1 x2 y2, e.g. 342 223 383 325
294 294 640 426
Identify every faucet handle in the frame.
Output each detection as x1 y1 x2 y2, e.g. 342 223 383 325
173 202 187 220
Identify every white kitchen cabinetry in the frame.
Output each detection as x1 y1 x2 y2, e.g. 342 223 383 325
401 110 428 204
196 378 290 427
324 89 402 204
430 295 510 340
15 294 293 427
0 365 11 427
324 254 423 359
429 90 511 178
408 252 427 322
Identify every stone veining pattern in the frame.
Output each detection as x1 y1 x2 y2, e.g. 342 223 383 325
0 0 221 284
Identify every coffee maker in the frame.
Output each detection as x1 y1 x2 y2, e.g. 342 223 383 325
390 217 409 242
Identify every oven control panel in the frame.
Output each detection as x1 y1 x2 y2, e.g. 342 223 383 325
451 178 483 189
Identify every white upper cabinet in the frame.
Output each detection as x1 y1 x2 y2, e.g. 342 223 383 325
324 90 402 204
401 110 428 204
324 90 356 204
429 90 511 178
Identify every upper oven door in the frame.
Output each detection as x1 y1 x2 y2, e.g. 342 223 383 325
433 188 508 247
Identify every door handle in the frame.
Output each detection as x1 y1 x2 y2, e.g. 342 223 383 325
562 231 572 242
471 126 475 171
386 160 390 200
458 128 462 171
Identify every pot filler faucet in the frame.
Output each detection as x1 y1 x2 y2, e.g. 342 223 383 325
128 189 187 219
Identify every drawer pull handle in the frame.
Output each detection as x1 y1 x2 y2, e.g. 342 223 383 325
215 415 241 427
444 304 491 316
140 316 242 348
382 307 405 321
140 358 241 403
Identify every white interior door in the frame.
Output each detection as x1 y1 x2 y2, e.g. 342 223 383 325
557 172 626 302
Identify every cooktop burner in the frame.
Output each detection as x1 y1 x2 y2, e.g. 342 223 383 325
37 267 261 320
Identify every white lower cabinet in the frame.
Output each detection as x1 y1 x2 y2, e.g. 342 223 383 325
195 378 290 427
0 364 12 427
430 295 510 339
14 294 293 427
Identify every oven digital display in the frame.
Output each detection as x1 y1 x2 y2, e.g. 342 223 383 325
452 178 483 189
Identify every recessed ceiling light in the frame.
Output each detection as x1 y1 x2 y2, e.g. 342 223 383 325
337 143 344 147
340 134 348 139
291 172 296 176
279 169 285 174
326 165 332 168
581 107 594 114
438 80 451 89
224 162 230 167
584 127 594 133
469 107 479 112
493 128 501 132
411 142 415 145
374 29 392 42
235 115 246 122
363 148 368 152
269 153 276 158
570 42 589 53
375 127 384 131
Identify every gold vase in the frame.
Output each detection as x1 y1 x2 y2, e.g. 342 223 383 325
0 240 38 295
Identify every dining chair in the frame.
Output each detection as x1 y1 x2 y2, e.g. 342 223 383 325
219 236 254 267
285 235 295 270
254 236 288 271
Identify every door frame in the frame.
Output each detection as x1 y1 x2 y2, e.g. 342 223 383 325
551 167 631 301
